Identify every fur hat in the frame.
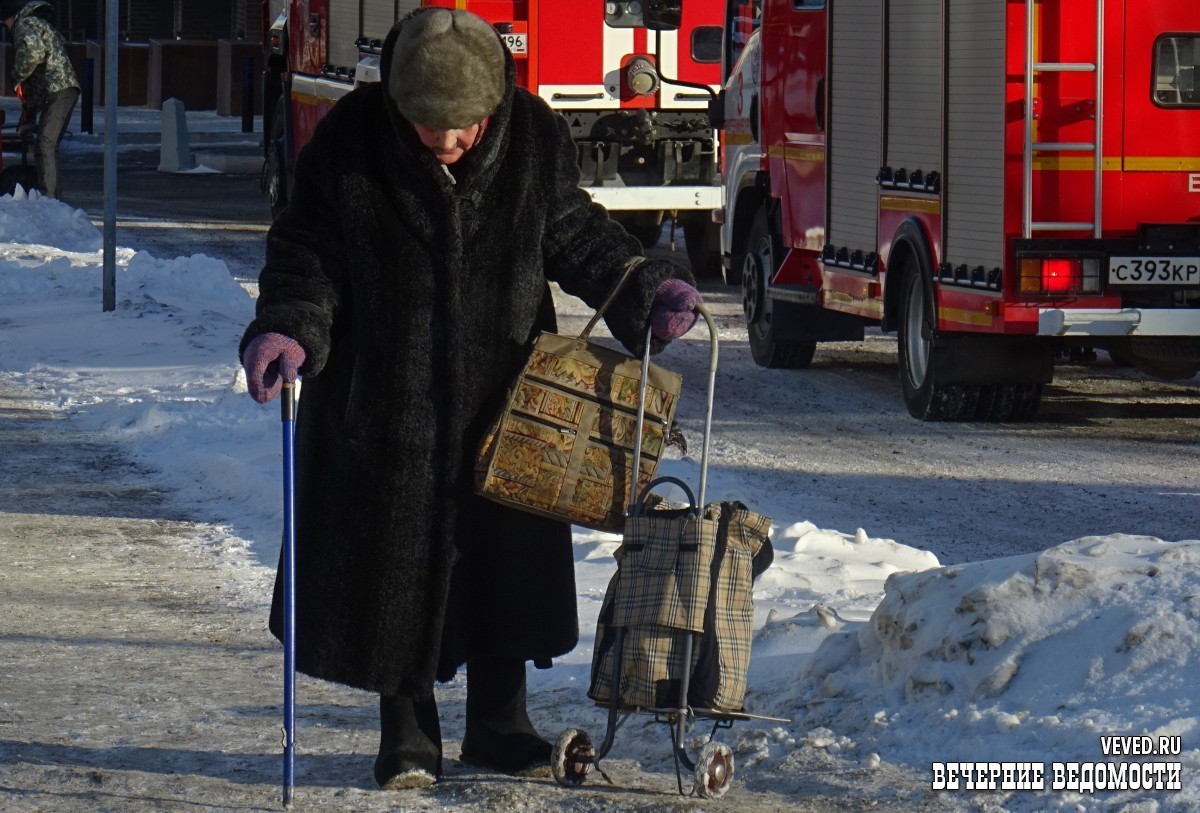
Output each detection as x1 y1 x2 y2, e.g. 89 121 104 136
387 9 505 130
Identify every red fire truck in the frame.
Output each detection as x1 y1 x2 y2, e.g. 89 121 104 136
715 0 1200 420
261 0 726 274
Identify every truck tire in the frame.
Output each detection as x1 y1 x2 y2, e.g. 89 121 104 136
1111 337 1200 380
974 383 1043 422
264 94 288 219
741 208 816 369
897 269 980 420
614 213 663 248
680 211 725 282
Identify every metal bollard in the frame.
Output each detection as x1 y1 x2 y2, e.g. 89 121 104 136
81 59 94 134
242 56 256 134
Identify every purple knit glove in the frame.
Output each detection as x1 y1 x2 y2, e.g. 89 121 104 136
649 278 702 341
243 332 306 404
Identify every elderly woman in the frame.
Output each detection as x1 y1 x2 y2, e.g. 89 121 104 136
240 8 702 789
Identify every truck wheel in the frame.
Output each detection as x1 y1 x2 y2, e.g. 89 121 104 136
975 383 1043 422
741 208 816 368
898 270 980 420
680 212 725 282
264 94 288 219
614 213 663 248
1111 337 1200 380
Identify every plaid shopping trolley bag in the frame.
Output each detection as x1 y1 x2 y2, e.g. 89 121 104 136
588 492 773 712
550 304 785 801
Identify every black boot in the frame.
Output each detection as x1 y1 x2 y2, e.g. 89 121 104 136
374 692 443 789
459 657 552 775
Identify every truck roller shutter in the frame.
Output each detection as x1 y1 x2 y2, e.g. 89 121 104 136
329 0 361 69
827 0 883 257
887 0 941 174
945 0 1005 271
363 0 421 41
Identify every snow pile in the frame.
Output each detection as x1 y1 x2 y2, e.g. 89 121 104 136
755 535 1200 810
0 194 269 551
757 521 941 625
0 187 102 252
0 192 110 300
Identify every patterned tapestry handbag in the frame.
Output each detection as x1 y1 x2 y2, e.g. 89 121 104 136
474 258 683 533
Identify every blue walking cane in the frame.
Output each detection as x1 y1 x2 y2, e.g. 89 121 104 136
280 380 298 807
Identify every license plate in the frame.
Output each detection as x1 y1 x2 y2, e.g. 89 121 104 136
1108 256 1200 285
500 33 528 55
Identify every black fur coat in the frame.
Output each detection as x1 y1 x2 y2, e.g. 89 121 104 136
240 22 692 695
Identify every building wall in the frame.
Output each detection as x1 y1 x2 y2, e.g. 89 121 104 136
3 1 268 111
11 0 263 43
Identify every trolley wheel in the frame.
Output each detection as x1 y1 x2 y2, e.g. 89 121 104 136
551 728 594 787
693 741 735 799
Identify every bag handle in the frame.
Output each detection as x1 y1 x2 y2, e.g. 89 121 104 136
630 476 698 517
579 256 646 341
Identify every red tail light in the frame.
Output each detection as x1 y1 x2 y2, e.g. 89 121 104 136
1019 257 1101 296
1042 259 1079 292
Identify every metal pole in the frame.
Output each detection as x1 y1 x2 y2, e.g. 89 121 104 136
281 381 298 807
695 305 718 511
1022 0 1034 240
101 0 118 312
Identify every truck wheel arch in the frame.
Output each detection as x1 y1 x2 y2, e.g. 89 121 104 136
730 177 769 264
883 218 937 335
264 89 291 219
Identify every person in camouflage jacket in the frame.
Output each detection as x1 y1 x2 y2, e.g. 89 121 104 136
2 0 80 199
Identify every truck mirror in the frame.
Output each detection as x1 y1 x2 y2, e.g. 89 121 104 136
707 89 725 130
644 0 682 31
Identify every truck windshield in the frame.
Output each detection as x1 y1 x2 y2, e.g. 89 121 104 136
1154 35 1198 107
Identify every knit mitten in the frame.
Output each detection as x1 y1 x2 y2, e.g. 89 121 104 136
649 278 702 341
242 332 305 404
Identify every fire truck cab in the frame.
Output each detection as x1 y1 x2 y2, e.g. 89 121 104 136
716 0 1200 420
261 0 726 275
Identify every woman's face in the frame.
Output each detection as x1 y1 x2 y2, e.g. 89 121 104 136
411 122 485 165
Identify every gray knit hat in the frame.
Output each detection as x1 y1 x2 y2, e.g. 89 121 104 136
387 9 505 130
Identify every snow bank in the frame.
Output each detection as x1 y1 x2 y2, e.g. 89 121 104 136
758 535 1200 810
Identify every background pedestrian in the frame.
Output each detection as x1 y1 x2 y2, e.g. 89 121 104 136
2 0 80 200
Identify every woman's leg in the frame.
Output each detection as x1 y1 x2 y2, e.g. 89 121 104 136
460 656 551 774
375 690 442 789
